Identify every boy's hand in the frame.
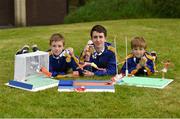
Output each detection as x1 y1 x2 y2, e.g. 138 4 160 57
72 71 79 77
139 57 147 66
136 63 142 69
79 62 91 70
84 45 90 52
83 70 94 76
67 47 74 56
84 51 91 61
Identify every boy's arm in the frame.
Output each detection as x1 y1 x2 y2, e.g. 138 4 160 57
49 62 66 77
49 64 56 77
144 59 155 75
120 59 138 75
68 55 84 75
129 65 139 75
94 53 116 76
49 67 66 77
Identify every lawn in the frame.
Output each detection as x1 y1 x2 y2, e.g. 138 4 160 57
0 19 180 117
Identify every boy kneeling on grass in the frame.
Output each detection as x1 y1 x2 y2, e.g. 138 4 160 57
120 37 156 76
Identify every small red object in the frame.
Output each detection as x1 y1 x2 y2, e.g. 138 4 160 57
40 67 52 77
74 86 86 92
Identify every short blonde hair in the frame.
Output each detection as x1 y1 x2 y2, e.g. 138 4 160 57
49 33 65 46
131 37 147 49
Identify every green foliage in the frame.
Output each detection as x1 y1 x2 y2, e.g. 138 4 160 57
0 19 180 117
152 0 180 18
65 0 180 23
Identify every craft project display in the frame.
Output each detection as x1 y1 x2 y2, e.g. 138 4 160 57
6 51 58 92
58 80 115 92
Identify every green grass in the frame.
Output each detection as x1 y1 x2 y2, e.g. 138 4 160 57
0 19 180 117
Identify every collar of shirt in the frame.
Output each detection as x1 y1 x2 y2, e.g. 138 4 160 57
133 57 141 64
52 50 69 59
52 53 61 60
92 46 105 59
95 46 105 55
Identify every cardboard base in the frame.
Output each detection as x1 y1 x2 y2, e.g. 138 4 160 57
58 80 115 92
117 76 173 89
6 74 59 92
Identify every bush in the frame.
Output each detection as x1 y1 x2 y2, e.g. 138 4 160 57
64 0 180 23
152 0 180 18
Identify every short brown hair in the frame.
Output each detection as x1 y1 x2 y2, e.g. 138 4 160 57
131 37 147 49
49 33 65 46
90 25 107 37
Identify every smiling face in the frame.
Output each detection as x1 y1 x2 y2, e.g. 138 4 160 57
51 41 64 56
131 37 147 58
132 47 145 58
91 31 106 49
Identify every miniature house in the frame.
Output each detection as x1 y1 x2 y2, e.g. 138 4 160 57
14 51 49 81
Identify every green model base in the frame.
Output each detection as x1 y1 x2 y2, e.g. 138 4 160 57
24 74 59 89
117 76 173 89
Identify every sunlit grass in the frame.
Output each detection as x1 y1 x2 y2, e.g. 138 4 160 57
0 19 180 117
